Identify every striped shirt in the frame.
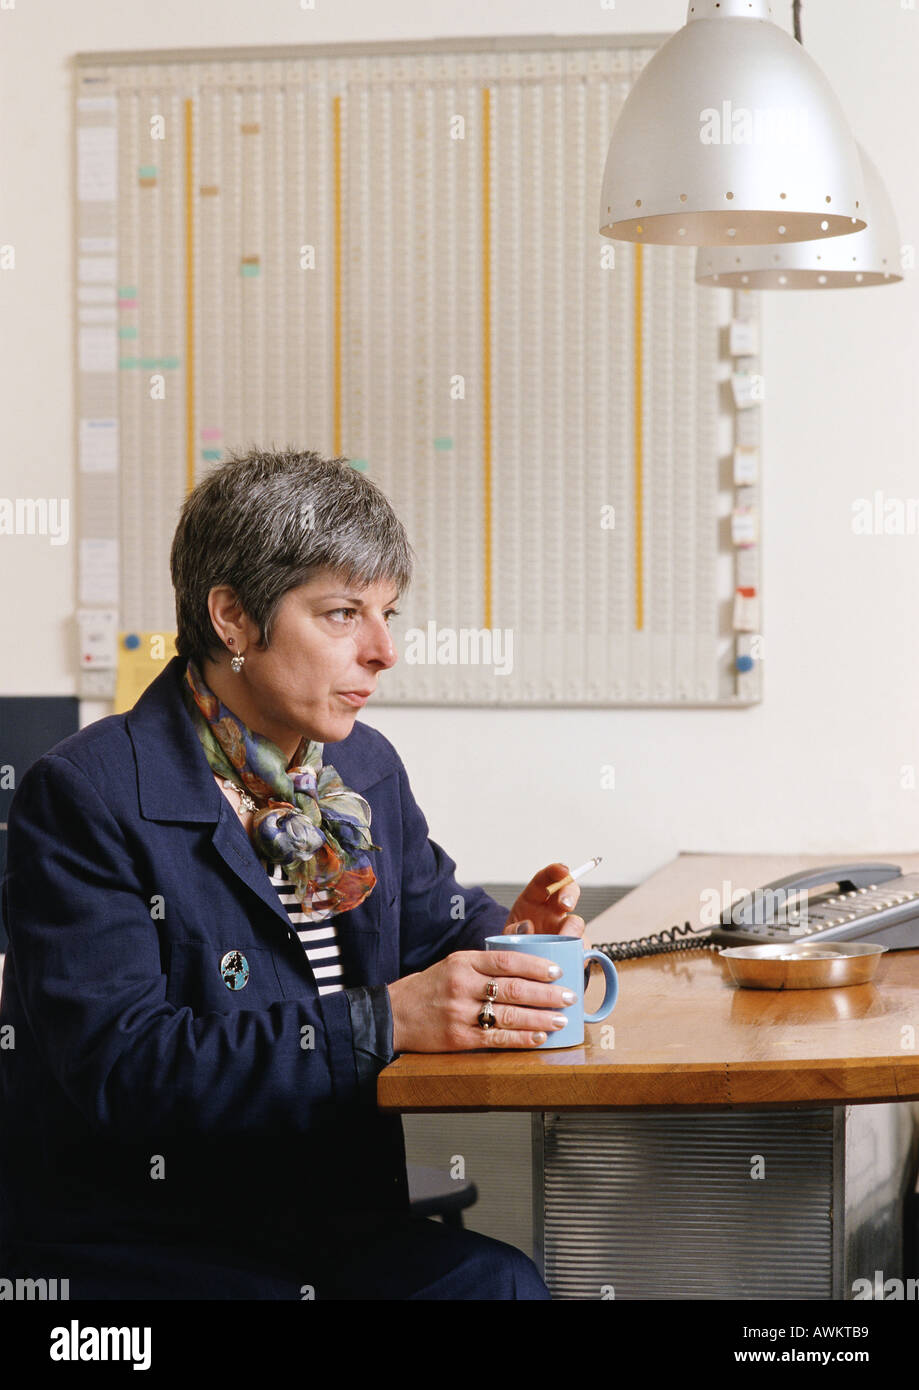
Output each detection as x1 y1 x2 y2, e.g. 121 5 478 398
262 860 344 995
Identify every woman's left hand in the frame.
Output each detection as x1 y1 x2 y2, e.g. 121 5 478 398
502 863 586 940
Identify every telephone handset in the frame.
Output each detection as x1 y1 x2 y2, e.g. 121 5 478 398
596 862 919 963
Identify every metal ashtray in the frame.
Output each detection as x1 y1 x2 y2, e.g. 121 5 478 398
719 941 888 990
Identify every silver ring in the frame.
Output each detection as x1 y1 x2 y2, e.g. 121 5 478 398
484 979 498 1002
477 1000 497 1030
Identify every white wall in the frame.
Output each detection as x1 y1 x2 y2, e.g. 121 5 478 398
2 0 918 893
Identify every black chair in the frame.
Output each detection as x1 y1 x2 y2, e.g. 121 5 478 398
407 1164 478 1229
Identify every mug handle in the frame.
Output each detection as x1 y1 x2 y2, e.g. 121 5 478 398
582 949 619 1023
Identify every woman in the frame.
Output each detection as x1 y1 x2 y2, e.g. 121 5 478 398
0 448 585 1300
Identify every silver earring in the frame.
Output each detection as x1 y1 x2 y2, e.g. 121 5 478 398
228 645 245 673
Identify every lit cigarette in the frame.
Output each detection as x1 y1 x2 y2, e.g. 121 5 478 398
545 856 603 899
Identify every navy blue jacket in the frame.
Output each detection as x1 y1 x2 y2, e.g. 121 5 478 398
0 655 507 1274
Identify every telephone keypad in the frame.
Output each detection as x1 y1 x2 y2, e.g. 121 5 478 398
709 868 919 949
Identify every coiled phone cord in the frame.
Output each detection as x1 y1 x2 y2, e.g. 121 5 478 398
594 922 719 962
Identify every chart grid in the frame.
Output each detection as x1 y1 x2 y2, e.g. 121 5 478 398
74 36 762 707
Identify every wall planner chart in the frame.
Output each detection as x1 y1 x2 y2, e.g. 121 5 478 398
74 36 763 708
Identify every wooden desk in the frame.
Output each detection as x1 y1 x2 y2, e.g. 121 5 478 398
378 947 919 1112
379 853 919 1299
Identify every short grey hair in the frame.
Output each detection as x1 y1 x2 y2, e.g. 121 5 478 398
170 446 415 667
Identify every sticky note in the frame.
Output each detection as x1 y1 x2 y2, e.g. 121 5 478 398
114 632 178 714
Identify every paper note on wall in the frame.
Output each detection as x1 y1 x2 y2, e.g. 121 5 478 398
731 507 757 547
733 446 758 486
79 327 117 373
80 418 119 473
78 235 117 253
731 371 765 410
729 318 759 357
77 126 117 202
732 587 759 632
78 286 117 305
114 632 178 714
735 546 758 588
78 257 117 284
79 538 118 604
77 608 118 668
78 306 118 325
735 408 760 449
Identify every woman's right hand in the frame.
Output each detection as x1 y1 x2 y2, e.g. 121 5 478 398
386 935 577 1052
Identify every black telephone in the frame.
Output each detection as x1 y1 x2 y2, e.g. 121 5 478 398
596 862 919 963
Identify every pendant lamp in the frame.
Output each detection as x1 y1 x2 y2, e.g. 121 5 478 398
696 144 902 287
599 0 865 247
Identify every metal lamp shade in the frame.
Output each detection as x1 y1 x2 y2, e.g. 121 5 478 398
696 145 902 287
599 0 866 247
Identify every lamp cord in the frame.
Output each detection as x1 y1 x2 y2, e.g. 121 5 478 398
793 0 802 44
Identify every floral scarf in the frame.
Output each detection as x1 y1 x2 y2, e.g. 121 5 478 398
180 658 379 920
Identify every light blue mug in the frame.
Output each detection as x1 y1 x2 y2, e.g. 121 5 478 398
484 934 619 1048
